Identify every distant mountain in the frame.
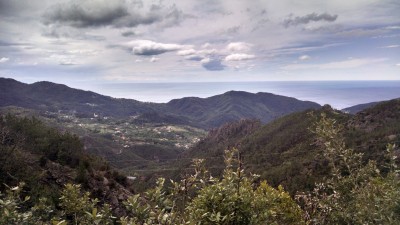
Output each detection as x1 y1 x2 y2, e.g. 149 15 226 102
0 77 157 118
0 78 321 128
166 90 321 127
342 101 382 114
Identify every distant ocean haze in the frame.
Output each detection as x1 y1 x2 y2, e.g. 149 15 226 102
79 81 400 109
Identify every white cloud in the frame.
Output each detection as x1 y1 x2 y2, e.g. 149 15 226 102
396 63 400 67
177 49 197 56
0 57 10 63
48 54 79 66
225 53 255 61
282 58 387 70
382 45 400 48
177 48 217 62
198 49 218 55
386 26 400 30
202 43 211 48
299 55 311 60
150 56 159 62
59 60 77 66
128 40 189 55
227 42 252 51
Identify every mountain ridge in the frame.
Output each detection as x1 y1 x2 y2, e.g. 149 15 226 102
0 77 321 128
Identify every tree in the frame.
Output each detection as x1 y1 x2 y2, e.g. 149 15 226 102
187 149 304 225
297 113 400 224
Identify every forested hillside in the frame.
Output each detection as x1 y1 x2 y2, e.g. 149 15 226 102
175 100 400 194
1 110 399 224
0 114 133 216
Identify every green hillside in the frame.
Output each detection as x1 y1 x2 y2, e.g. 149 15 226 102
166 90 321 127
0 113 133 216
175 101 400 194
1 108 399 224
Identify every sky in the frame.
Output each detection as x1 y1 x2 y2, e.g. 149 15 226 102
0 0 399 86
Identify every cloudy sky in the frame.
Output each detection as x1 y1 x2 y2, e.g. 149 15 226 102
0 0 399 86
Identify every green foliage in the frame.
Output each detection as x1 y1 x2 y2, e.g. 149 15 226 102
58 184 114 225
0 113 84 169
180 108 348 195
0 113 128 211
2 111 400 225
188 149 303 225
1 149 303 225
0 182 33 224
297 113 400 224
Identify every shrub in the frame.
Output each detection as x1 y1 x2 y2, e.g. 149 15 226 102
297 113 400 224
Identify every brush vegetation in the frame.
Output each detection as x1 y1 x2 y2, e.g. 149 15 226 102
1 111 400 224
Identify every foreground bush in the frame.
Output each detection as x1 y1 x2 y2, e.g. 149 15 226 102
187 149 303 225
0 149 302 225
297 113 400 224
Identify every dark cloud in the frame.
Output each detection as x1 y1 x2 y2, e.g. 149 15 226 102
201 58 225 71
0 40 29 47
121 31 136 37
185 55 203 61
43 1 129 28
0 0 39 17
42 0 184 28
159 5 185 27
225 26 241 34
283 13 338 28
42 25 106 40
0 0 16 15
59 62 77 66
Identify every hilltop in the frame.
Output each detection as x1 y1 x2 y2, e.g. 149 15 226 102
167 90 320 127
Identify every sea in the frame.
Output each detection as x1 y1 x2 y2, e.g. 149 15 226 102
83 81 400 110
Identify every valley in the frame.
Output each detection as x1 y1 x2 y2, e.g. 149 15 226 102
0 106 206 175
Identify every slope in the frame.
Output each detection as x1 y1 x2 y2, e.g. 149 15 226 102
0 113 133 215
177 100 400 194
0 78 159 118
342 101 382 114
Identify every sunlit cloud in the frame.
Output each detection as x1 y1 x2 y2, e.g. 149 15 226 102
299 55 311 61
226 42 252 52
0 57 10 63
382 45 400 48
225 53 255 61
128 40 190 55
